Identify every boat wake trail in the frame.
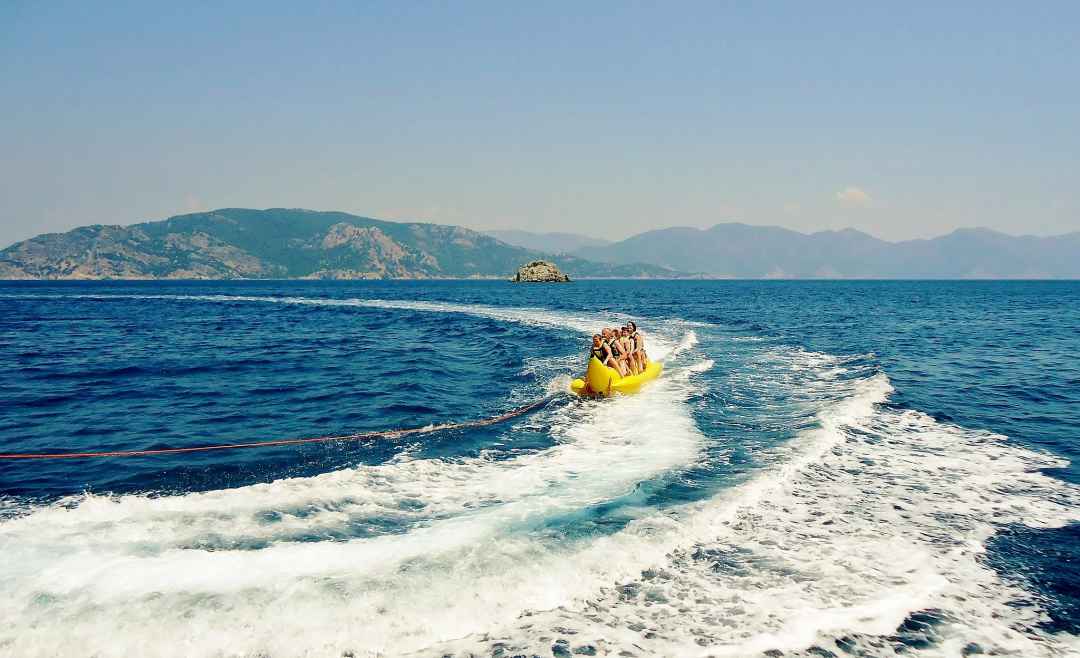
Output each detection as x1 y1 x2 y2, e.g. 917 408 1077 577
0 301 710 657
434 359 1080 657
0 293 690 360
1 294 1076 657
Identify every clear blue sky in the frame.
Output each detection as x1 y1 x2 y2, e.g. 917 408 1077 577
2 1 1077 247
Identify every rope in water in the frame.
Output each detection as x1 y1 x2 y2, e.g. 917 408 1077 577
0 396 555 460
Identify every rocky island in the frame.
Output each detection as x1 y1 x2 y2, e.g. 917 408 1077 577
511 260 570 282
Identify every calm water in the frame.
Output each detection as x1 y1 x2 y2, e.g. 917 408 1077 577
1 280 1078 657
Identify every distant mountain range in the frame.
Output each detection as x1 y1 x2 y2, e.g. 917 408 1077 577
2 211 1077 280
571 223 1080 279
483 229 611 254
0 208 678 280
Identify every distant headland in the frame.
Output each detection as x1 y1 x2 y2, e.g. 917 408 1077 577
0 209 680 281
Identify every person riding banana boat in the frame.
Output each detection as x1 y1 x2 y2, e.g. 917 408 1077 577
572 320 662 397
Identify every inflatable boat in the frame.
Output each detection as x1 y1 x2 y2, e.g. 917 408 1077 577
570 357 663 397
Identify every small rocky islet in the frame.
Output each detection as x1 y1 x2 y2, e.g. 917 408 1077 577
511 260 571 282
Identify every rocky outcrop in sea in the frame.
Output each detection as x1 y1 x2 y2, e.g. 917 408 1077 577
512 260 570 282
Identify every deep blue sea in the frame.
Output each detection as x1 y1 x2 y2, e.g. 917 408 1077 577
1 280 1078 658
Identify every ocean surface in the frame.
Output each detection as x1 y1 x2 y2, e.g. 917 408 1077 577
1 280 1078 658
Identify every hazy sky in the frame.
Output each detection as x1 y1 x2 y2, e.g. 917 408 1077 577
2 2 1078 248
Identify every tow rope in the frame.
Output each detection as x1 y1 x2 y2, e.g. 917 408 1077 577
0 397 555 461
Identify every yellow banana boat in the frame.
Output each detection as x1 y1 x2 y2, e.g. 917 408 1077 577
570 357 663 397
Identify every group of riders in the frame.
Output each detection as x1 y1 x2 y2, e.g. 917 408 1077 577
589 321 648 377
